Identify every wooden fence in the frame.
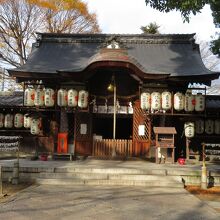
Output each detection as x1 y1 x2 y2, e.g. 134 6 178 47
93 139 132 158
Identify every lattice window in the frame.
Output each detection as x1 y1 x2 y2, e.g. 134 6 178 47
133 101 151 141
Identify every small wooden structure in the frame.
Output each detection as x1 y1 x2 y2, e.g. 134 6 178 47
153 127 176 164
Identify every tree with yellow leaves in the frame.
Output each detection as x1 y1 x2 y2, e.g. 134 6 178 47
0 0 100 67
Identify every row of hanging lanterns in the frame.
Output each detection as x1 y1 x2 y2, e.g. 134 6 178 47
140 91 205 112
184 119 220 138
0 113 42 135
24 88 88 108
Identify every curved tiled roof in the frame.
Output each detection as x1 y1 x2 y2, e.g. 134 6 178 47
8 33 219 80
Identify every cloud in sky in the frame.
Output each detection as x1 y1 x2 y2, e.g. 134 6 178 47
85 0 218 42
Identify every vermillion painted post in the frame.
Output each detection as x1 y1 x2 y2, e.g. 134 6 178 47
201 142 207 189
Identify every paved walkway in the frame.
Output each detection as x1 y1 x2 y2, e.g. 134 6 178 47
0 184 219 220
0 158 219 172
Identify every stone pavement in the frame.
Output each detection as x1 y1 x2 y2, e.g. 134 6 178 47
0 158 219 172
0 184 219 220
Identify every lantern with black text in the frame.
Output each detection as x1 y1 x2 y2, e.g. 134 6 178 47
184 122 195 138
31 118 41 135
205 119 214 134
195 119 204 134
68 89 78 107
78 90 89 108
57 89 68 107
4 114 13 128
24 114 31 128
24 88 35 106
14 113 23 128
162 91 172 110
140 92 151 110
195 93 205 112
184 91 195 112
0 113 4 128
174 92 185 111
151 92 161 110
44 88 55 107
34 89 44 106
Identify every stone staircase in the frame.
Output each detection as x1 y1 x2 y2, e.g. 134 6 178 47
36 167 183 187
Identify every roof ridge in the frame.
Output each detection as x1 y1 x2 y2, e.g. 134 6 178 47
36 32 196 40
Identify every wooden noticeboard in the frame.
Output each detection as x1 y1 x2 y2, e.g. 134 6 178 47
153 127 176 164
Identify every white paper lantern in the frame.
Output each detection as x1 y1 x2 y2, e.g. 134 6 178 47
0 113 4 128
57 89 68 107
205 119 214 134
140 92 151 110
195 119 204 134
174 92 185 111
184 122 195 138
31 118 41 135
24 114 31 128
214 119 220 135
78 90 89 108
14 113 23 128
151 92 161 110
34 89 44 106
44 88 55 107
195 93 205 112
162 91 172 110
4 114 13 128
184 91 195 112
24 88 35 106
68 89 78 107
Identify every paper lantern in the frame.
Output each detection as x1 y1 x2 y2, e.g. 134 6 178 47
24 114 31 128
151 92 161 110
205 119 214 134
184 91 195 112
34 89 44 106
195 93 205 112
24 88 35 106
44 88 55 107
174 92 185 111
0 113 4 128
68 89 78 107
78 90 89 108
184 122 195 138
195 119 204 134
57 89 68 107
4 114 13 128
14 113 23 128
31 118 41 135
140 92 151 110
162 91 172 110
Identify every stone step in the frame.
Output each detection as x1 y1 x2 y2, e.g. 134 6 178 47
39 172 181 182
53 167 167 175
36 178 183 187
39 172 108 180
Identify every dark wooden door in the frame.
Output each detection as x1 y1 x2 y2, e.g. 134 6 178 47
74 112 93 156
132 100 151 157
